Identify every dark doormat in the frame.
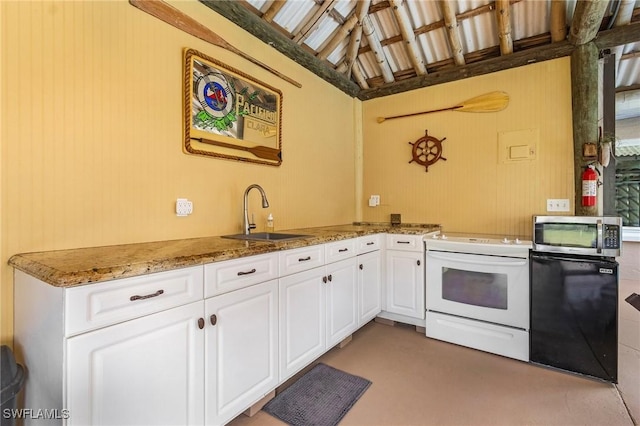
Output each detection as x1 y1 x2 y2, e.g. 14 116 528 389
263 363 372 426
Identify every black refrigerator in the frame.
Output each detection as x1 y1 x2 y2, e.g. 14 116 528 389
530 252 618 382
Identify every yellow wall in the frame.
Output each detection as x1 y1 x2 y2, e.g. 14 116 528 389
362 59 574 237
0 0 358 345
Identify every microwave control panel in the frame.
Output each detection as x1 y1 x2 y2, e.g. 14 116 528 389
604 225 621 249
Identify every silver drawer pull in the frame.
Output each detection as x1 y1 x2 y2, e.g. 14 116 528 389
237 268 257 276
338 248 349 252
298 256 311 262
130 289 164 301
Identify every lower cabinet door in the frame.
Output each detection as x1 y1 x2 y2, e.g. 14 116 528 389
66 301 205 426
386 250 425 319
278 267 326 382
326 258 358 348
205 280 279 426
358 251 382 325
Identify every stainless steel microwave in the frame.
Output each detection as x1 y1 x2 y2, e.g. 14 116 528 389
533 216 622 257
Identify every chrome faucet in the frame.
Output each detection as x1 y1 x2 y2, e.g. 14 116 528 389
243 184 269 235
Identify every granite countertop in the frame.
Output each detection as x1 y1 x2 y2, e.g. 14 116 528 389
8 223 440 288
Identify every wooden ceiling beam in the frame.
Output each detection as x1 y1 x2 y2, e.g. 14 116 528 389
550 0 567 42
317 13 358 61
362 14 395 83
594 22 640 48
342 0 370 81
495 0 514 55
198 0 360 97
358 40 575 100
390 0 427 75
439 0 465 66
568 0 609 45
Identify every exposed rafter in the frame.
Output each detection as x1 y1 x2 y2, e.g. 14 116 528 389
342 0 370 80
568 0 609 45
389 0 426 75
317 13 358 61
362 14 395 84
550 0 567 42
201 0 640 100
495 0 513 55
439 0 465 66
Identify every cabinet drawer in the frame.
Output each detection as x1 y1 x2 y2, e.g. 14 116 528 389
65 266 203 337
205 253 278 298
356 234 382 254
325 239 357 263
386 234 424 252
279 245 325 276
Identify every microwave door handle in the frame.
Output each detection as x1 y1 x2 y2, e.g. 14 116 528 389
426 252 527 267
597 219 603 254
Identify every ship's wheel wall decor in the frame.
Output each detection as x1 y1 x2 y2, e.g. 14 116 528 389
409 130 447 172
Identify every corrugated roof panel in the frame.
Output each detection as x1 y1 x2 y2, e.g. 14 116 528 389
358 51 382 80
459 12 498 53
418 28 453 64
384 43 414 74
511 0 550 40
271 0 317 34
369 6 400 40
617 42 640 88
404 0 442 28
245 0 269 13
304 0 356 52
326 37 350 65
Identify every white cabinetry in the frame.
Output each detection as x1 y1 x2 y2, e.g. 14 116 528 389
67 301 205 426
356 235 382 326
14 266 205 426
278 266 326 381
278 239 358 382
382 234 425 326
204 279 278 426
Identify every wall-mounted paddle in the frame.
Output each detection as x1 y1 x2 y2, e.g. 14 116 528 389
129 0 302 88
192 137 282 162
377 91 509 123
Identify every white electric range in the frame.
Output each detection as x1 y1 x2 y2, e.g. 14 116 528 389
424 232 533 361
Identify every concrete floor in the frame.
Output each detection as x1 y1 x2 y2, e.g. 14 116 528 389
230 320 635 426
230 243 640 426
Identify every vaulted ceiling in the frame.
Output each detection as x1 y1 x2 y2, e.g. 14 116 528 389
200 0 640 104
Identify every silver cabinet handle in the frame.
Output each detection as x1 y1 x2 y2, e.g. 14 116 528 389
130 289 164 301
237 268 257 276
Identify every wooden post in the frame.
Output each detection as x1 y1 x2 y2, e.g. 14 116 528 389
571 42 599 216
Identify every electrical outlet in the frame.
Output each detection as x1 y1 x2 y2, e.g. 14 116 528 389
176 198 193 216
368 195 380 207
546 198 570 212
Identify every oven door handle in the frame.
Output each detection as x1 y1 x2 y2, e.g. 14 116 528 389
426 251 528 267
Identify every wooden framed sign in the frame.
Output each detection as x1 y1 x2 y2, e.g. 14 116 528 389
184 48 282 166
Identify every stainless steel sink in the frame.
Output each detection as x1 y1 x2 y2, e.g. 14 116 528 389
221 232 311 242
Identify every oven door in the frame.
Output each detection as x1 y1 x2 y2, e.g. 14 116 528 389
426 250 529 329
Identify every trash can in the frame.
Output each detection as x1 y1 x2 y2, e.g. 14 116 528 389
1 346 25 426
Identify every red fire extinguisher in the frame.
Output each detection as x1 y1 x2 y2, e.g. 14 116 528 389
582 165 598 207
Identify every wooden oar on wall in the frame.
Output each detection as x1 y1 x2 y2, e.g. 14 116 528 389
192 137 282 162
377 91 510 123
129 0 302 88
